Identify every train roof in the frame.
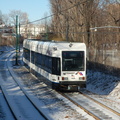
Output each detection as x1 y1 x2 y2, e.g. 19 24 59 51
23 39 86 45
23 39 86 57
24 39 86 43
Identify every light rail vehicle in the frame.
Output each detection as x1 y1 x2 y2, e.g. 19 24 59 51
23 39 87 91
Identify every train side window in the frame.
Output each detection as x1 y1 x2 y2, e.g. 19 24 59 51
23 48 30 61
36 53 42 67
41 55 45 67
48 57 52 73
23 48 26 58
52 57 61 75
31 51 35 64
45 55 49 70
34 52 36 64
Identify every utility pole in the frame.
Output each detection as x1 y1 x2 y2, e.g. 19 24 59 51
18 23 20 52
34 26 35 39
15 15 18 65
45 17 48 40
46 25 48 40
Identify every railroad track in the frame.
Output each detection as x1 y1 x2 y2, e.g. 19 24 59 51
1 48 119 120
60 91 120 120
0 51 3 55
0 46 15 58
0 51 48 120
6 50 96 120
0 86 15 120
79 89 120 116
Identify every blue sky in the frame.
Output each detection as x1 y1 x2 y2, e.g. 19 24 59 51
0 0 51 22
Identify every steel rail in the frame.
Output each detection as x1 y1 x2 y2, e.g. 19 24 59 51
0 81 17 120
7 51 50 120
0 51 18 119
79 90 120 117
59 90 120 120
58 91 101 120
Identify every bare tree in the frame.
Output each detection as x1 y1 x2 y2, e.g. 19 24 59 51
0 10 3 24
9 10 29 25
2 14 10 25
50 0 120 47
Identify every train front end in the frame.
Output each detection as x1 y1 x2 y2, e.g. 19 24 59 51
57 43 87 91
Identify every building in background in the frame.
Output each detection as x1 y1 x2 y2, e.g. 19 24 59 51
20 24 46 39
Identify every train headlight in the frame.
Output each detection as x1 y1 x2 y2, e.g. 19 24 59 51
62 77 68 80
79 77 85 80
82 77 85 80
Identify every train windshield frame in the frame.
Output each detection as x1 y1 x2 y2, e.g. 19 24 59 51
62 51 85 71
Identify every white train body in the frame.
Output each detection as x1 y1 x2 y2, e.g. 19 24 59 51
23 39 87 90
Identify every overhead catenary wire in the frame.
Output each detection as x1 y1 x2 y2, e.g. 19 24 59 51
19 0 120 41
20 0 120 30
21 0 88 25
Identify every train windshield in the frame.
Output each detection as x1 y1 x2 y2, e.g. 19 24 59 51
62 51 84 71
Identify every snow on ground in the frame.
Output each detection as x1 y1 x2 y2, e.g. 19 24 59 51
0 46 120 119
0 88 15 120
0 46 14 52
12 52 120 118
87 69 120 99
12 64 94 120
87 70 120 111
